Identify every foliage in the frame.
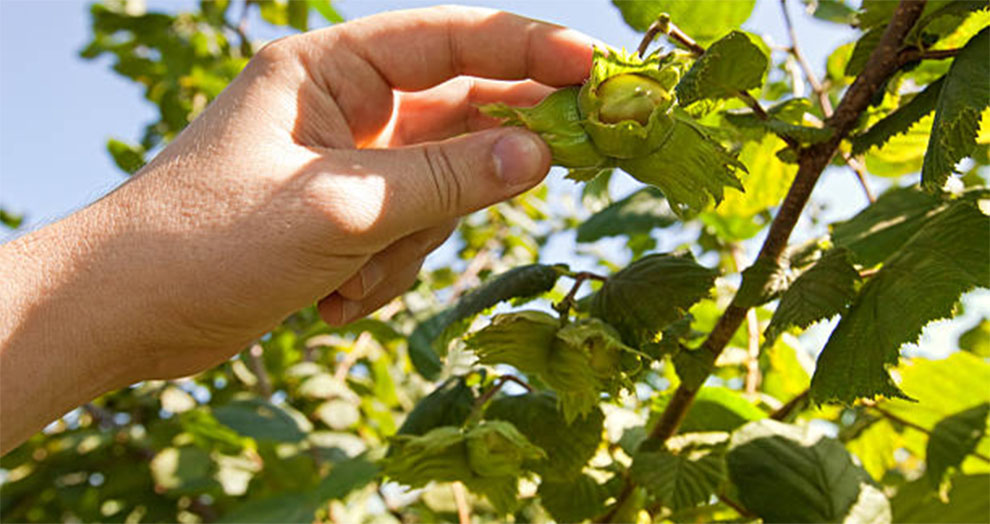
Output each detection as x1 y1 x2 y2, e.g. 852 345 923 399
3 0 989 522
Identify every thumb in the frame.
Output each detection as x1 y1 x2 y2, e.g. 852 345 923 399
328 128 550 242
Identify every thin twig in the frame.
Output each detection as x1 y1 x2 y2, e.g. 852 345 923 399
842 153 876 203
718 493 757 518
730 245 762 395
780 0 874 202
451 482 472 524
553 271 608 320
770 390 809 421
897 46 961 66
333 332 372 382
865 402 990 463
468 374 534 425
638 15 706 57
246 342 273 397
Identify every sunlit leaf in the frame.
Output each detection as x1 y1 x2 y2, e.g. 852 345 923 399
812 202 990 403
922 28 990 189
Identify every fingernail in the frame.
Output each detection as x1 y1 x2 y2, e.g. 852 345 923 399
493 131 548 186
361 262 385 295
340 299 363 324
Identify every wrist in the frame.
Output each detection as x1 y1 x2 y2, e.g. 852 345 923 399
1 202 149 452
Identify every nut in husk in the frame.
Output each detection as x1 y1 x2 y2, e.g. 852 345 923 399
465 421 545 477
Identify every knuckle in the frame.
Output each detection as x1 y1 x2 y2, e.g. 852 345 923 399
420 145 465 217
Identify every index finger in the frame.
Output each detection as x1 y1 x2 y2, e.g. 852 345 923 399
300 6 595 142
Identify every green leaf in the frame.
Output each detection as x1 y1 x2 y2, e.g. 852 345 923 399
219 456 378 523
851 77 944 155
408 264 561 379
927 403 990 488
0 208 24 229
106 138 146 175
651 386 767 434
959 318 990 356
631 439 727 511
576 187 677 243
538 474 609 523
287 0 309 32
811 201 990 404
844 27 883 77
591 253 717 347
846 419 900 481
465 310 559 376
396 377 474 436
806 0 858 24
219 493 317 523
700 133 798 240
313 454 380 502
890 474 990 523
675 31 768 107
830 185 942 267
307 0 343 23
612 1 756 45
724 108 834 144
735 256 791 308
212 397 307 443
617 117 745 217
764 248 860 345
879 352 990 436
546 319 632 421
484 392 604 482
922 28 990 189
465 421 545 478
727 419 891 523
150 446 218 494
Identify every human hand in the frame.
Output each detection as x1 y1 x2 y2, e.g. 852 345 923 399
1 5 593 451
120 6 591 377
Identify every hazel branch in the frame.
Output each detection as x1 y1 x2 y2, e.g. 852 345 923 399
646 0 927 447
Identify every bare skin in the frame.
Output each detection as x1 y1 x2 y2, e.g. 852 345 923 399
0 6 593 455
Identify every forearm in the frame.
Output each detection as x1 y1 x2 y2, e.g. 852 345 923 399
0 201 146 454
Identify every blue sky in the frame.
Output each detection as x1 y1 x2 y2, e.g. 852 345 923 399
0 0 983 353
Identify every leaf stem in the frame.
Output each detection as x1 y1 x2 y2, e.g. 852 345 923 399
554 271 607 320
897 47 961 66
467 374 534 425
638 15 705 58
865 401 990 464
770 390 810 421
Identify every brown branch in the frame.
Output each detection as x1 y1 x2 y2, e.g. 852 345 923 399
605 7 935 514
897 46 961 66
648 0 926 447
602 5 930 519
